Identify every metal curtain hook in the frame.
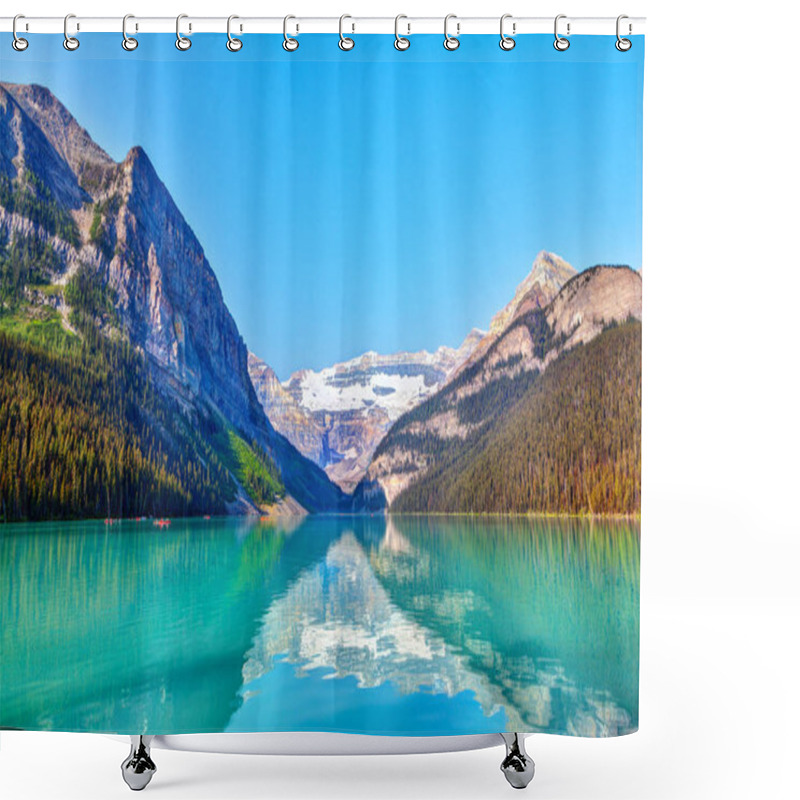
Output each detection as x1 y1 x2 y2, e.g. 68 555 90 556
12 14 28 51
616 14 632 51
444 14 460 51
499 14 515 50
554 14 570 51
227 15 243 51
176 14 191 50
63 13 79 51
122 14 138 51
394 14 410 51
339 14 354 50
283 15 299 51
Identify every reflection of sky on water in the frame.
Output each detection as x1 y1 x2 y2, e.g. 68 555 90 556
1 514 638 736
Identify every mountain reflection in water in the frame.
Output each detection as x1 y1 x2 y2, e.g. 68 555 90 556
1 515 638 736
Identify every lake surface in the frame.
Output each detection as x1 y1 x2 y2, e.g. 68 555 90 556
0 515 639 737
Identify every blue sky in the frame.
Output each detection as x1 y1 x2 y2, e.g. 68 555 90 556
1 33 643 378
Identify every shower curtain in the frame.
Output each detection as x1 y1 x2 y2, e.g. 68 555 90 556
0 28 643 738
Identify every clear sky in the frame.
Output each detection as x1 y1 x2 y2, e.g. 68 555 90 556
1 33 643 379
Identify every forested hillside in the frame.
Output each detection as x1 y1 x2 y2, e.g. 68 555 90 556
0 220 283 521
391 320 641 515
0 322 283 521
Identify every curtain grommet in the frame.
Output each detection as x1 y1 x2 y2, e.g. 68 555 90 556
12 14 29 51
339 15 355 51
554 14 570 51
63 13 80 51
176 14 191 51
226 15 243 52
283 15 299 51
499 14 516 51
394 15 410 51
443 14 460 51
121 14 138 51
615 15 632 51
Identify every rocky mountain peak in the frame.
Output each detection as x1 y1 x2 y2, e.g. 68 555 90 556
1 82 114 179
489 250 577 335
547 265 642 348
456 328 486 359
359 261 642 510
122 145 154 175
445 252 576 387
0 82 91 209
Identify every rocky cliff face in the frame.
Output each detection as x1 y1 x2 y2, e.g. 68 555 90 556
249 332 484 493
545 264 642 347
99 144 269 435
2 82 255 426
248 352 328 465
0 81 343 513
359 264 642 508
1 83 102 210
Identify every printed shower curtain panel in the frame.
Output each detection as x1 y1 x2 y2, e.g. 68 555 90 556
0 30 643 738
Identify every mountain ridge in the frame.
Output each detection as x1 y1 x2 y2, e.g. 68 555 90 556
1 81 344 515
489 249 577 334
446 250 577 386
249 328 485 492
357 264 642 510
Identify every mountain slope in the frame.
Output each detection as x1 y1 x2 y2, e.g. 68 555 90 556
392 321 641 514
0 327 279 519
249 331 484 493
358 266 642 512
0 81 343 516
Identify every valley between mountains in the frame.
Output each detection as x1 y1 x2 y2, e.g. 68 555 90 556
0 82 641 522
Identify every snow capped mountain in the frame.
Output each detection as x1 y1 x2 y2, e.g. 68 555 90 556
249 252 578 496
249 331 484 493
285 344 474 420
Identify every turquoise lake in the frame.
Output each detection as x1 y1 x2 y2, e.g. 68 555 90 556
0 515 639 737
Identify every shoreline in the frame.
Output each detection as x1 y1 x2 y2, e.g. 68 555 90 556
1 510 642 525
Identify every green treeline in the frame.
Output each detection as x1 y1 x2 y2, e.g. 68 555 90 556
391 321 642 515
0 325 283 522
0 210 285 520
